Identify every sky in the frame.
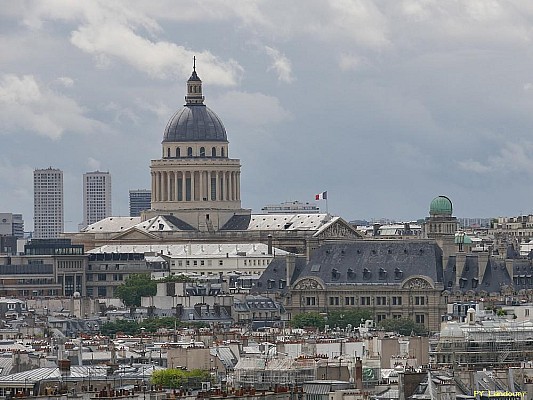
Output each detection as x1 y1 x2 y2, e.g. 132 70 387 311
2 1 533 232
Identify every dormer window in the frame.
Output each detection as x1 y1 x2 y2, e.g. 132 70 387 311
394 268 403 280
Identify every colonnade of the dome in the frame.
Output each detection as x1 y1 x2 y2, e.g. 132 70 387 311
151 169 240 204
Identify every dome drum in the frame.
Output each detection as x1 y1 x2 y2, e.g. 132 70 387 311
162 142 228 159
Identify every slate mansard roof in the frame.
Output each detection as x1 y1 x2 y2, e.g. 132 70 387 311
299 241 444 286
253 240 444 292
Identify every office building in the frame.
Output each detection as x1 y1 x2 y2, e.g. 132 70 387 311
129 189 151 217
82 171 112 228
0 213 24 238
33 168 63 239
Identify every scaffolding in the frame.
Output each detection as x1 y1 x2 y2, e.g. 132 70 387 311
234 356 316 390
432 320 533 370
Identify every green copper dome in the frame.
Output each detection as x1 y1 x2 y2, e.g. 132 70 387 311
429 196 453 216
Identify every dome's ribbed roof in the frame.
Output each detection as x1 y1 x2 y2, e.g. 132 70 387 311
429 195 453 216
162 104 227 143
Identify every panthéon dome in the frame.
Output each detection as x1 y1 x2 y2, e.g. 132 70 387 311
162 62 227 143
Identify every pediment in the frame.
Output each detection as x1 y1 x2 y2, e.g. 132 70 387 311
314 218 362 240
111 227 158 240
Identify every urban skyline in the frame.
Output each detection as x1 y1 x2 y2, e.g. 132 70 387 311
3 2 533 232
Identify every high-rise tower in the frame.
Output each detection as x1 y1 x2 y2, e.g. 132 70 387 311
33 167 64 238
82 171 112 228
148 61 249 230
129 189 151 217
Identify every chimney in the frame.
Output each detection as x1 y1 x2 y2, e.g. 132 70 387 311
478 252 489 281
455 253 466 287
267 234 273 255
355 357 363 389
286 254 296 285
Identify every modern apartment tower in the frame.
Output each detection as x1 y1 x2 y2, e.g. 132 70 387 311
82 171 112 228
129 189 151 217
33 168 64 239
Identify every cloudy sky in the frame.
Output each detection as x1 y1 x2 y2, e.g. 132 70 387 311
2 1 533 231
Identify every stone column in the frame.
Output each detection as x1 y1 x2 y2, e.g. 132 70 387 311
167 171 172 201
181 171 186 201
228 171 233 201
155 171 160 202
215 171 220 201
151 172 155 202
207 171 212 201
190 170 195 201
174 171 179 201
198 171 204 201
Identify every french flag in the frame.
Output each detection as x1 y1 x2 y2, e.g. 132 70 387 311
315 191 327 200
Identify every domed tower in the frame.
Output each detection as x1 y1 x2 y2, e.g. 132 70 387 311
148 60 249 231
424 195 458 261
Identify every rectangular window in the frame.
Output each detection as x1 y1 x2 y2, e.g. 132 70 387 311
415 314 425 324
361 296 371 306
377 314 386 322
98 274 106 281
329 297 339 306
306 297 316 306
345 296 355 306
219 260 223 266
177 178 183 201
392 296 402 306
415 296 425 305
186 178 191 201
376 296 387 306
211 177 217 200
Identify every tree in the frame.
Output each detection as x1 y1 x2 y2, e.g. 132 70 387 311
151 368 211 389
115 273 157 306
159 274 194 283
290 312 326 329
327 309 373 329
101 319 140 336
378 317 428 336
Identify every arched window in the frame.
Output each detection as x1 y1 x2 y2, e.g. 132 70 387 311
167 148 170 158
200 147 205 157
176 147 180 158
187 147 193 157
221 147 225 157
211 147 216 157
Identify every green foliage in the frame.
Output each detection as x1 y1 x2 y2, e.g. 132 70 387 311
290 312 326 329
151 368 211 389
159 274 195 283
327 309 373 329
101 319 140 336
378 317 428 336
115 273 157 306
100 317 209 336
